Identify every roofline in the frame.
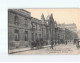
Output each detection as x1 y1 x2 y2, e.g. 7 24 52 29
8 9 31 18
20 9 30 13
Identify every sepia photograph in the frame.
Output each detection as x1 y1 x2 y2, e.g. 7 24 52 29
8 9 80 54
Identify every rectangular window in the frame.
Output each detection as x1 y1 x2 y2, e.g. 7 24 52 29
35 33 37 40
25 31 28 41
25 18 28 26
15 30 19 41
14 16 19 25
39 25 41 31
46 33 48 40
36 24 37 30
31 22 35 30
33 23 35 29
31 22 33 29
31 33 34 41
39 34 41 39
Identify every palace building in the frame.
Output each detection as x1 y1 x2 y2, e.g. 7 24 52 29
8 9 78 50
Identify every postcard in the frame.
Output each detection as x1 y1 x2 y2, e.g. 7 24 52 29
8 9 80 54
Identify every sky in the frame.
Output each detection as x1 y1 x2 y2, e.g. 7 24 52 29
25 9 80 31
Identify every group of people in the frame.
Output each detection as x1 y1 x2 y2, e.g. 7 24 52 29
30 38 44 50
30 38 70 50
30 38 55 50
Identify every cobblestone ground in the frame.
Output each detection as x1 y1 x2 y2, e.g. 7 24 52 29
14 42 80 55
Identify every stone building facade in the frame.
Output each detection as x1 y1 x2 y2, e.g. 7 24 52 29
8 9 32 49
8 9 78 50
8 9 48 50
57 23 78 42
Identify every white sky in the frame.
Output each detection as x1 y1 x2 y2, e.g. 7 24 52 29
25 9 80 31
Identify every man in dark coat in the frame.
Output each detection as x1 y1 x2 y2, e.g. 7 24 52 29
36 38 39 49
31 41 34 50
65 40 67 45
50 40 54 49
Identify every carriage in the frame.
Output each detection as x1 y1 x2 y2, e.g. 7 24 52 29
30 38 44 50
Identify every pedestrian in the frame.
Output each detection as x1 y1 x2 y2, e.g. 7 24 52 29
50 40 54 49
65 40 67 45
36 38 39 49
31 41 34 50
